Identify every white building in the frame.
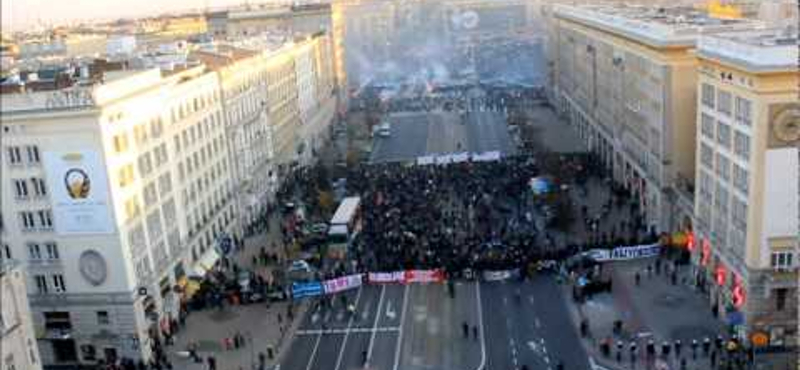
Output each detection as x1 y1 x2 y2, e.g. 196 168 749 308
0 66 237 366
1 261 43 370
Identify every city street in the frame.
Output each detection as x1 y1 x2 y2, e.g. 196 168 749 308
280 276 590 370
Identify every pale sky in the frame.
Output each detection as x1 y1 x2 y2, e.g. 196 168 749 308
2 0 282 33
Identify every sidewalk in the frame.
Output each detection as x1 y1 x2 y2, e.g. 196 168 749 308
562 257 726 370
166 212 306 370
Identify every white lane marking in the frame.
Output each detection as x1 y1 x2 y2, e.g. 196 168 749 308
386 300 396 320
333 287 363 370
392 285 411 370
296 327 400 335
534 318 541 329
529 296 535 305
475 283 487 370
304 332 323 370
589 357 612 370
544 356 550 364
366 286 386 366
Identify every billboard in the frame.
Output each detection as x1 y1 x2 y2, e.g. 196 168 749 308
44 150 114 235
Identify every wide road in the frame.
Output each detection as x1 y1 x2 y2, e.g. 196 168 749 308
281 276 589 370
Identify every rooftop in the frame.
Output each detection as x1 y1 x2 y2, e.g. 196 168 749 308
697 27 799 71
554 4 760 48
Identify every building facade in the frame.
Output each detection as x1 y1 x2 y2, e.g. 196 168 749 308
1 261 43 370
0 67 237 366
692 28 798 346
548 4 756 234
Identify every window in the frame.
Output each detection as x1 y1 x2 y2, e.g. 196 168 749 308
43 311 71 330
19 212 36 230
133 124 148 146
1 244 11 261
13 179 29 198
734 96 752 126
52 274 66 293
775 288 787 311
771 251 795 270
28 243 42 260
138 153 153 177
45 242 59 260
700 143 714 169
154 144 168 167
150 117 164 138
701 113 714 139
118 164 135 187
96 311 110 325
716 121 731 149
31 178 47 197
113 134 129 153
34 275 48 294
732 165 749 194
143 183 158 207
701 83 715 108
157 175 172 197
6 147 22 165
25 145 40 163
733 131 750 160
124 197 141 221
731 197 747 230
37 210 53 229
717 90 732 115
174 135 182 154
714 182 729 213
715 153 730 181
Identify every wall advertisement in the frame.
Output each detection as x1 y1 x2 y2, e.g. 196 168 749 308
44 150 114 235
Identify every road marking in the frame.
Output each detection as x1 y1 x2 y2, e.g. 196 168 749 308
304 331 323 370
392 285 411 370
311 313 319 324
366 286 386 366
334 287 363 370
475 283 486 370
589 357 612 370
534 318 541 329
296 327 400 336
529 296 535 305
544 356 550 364
386 300 396 320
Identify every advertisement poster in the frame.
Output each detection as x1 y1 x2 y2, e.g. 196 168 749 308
292 282 323 299
368 271 406 284
44 151 114 235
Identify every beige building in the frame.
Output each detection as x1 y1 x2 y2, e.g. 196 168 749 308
1 261 43 370
0 67 237 366
193 32 337 232
692 28 798 346
548 4 757 234
206 3 331 39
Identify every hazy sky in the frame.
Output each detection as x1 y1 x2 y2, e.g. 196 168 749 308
2 0 277 33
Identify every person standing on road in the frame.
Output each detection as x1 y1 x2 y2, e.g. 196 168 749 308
472 325 478 340
462 322 469 338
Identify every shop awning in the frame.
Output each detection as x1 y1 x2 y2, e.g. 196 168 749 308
191 248 220 277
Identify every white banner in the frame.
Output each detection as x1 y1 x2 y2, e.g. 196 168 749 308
586 243 661 262
472 151 501 162
368 271 405 284
322 274 363 294
452 152 470 163
416 156 435 166
43 151 114 235
435 154 453 165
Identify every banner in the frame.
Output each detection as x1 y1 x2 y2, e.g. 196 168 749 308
292 282 323 299
435 155 453 165
452 152 470 163
43 151 114 234
472 151 501 162
417 155 435 166
323 274 363 294
404 269 445 283
587 243 661 262
482 269 520 281
368 271 405 284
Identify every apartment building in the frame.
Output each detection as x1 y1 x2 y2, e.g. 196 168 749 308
206 3 331 39
1 261 43 370
692 28 798 346
0 66 237 366
191 32 337 237
548 4 757 233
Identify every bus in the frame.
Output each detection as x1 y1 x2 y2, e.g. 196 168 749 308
327 196 362 259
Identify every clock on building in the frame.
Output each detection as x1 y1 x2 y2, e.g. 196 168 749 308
79 250 108 286
772 106 800 143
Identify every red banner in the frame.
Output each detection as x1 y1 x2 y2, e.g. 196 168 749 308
404 269 445 284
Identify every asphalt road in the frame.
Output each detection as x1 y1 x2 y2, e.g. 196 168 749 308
280 276 590 370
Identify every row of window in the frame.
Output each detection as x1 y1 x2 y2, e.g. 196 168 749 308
6 145 41 166
11 178 47 199
26 242 59 261
700 83 752 126
699 143 749 195
771 251 796 270
19 210 53 231
33 273 66 294
699 113 751 160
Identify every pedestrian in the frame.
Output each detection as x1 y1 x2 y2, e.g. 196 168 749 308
472 325 478 340
462 322 469 338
